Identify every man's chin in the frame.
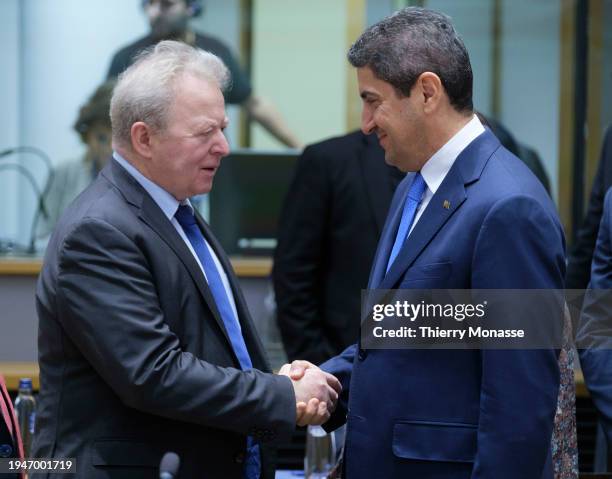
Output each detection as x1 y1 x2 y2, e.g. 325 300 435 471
151 25 183 40
195 182 213 197
383 151 396 167
383 151 412 172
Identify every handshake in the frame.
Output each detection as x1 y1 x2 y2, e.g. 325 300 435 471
278 361 342 427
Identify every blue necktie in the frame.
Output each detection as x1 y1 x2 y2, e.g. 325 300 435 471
175 205 260 479
386 173 427 273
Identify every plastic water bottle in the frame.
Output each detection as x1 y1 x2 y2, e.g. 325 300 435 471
304 425 336 479
14 378 36 457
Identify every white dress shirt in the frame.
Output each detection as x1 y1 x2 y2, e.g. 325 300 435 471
409 115 486 235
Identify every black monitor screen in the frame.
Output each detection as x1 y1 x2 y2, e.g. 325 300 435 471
208 149 298 256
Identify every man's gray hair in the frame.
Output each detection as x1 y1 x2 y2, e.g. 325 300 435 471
348 7 473 112
110 40 231 148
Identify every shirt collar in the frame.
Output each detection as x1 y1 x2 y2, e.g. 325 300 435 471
112 151 193 219
420 114 485 195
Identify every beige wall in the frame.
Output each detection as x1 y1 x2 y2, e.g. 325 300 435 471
251 0 355 149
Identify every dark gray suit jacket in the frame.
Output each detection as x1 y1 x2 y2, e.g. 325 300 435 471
33 159 295 479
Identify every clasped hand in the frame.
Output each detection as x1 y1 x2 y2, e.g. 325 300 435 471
278 361 341 427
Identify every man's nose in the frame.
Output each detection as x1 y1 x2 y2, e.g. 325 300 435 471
145 2 161 21
213 131 230 157
361 108 376 135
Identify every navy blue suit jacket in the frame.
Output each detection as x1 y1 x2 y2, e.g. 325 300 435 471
321 129 565 479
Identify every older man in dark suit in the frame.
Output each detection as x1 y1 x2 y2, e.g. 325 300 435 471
33 40 339 479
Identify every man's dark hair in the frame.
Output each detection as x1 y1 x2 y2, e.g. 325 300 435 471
141 0 203 17
348 7 473 112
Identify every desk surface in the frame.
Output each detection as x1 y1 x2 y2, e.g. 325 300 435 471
0 256 272 277
1 362 40 390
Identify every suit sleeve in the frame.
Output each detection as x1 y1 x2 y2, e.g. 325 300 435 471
470 195 564 478
320 343 357 432
578 190 612 443
566 126 612 289
55 217 296 443
272 145 333 364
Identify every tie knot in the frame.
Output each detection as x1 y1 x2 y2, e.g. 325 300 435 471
175 204 196 227
407 172 427 201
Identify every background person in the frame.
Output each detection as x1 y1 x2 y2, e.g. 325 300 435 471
36 81 114 243
273 131 404 364
567 125 612 289
107 0 301 148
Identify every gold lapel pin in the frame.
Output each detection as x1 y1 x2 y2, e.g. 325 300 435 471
443 200 451 210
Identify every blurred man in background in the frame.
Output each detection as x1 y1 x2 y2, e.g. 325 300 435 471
107 0 301 148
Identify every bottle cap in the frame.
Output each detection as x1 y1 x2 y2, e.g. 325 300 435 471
18 378 32 390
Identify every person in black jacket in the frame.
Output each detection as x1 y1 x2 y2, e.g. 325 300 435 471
567 125 612 289
476 113 551 195
273 131 404 364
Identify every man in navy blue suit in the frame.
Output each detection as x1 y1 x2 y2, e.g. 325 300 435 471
289 7 565 478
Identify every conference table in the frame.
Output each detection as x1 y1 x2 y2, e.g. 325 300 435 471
0 254 282 374
0 255 592 396
0 256 597 476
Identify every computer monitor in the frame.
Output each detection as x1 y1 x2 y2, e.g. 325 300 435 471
208 149 299 256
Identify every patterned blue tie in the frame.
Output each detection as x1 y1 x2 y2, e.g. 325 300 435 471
175 205 260 479
386 173 427 273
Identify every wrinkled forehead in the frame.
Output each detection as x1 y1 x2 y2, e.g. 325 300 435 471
167 73 227 122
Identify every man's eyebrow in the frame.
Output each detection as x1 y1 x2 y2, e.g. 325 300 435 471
196 118 229 129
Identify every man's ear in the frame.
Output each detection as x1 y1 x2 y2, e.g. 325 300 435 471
130 122 154 158
417 72 444 114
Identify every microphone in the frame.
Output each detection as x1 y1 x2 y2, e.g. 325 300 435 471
0 146 54 253
0 164 45 254
159 452 180 479
0 146 53 217
0 146 52 173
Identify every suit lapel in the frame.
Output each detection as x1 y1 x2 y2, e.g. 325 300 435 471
368 178 409 290
104 160 235 350
379 130 501 289
381 171 467 288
